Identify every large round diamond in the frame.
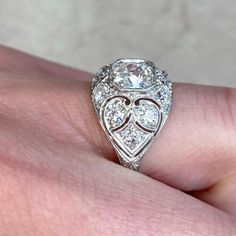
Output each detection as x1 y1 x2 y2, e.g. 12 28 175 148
111 59 155 89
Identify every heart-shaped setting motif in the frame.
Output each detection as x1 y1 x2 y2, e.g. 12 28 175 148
92 59 172 170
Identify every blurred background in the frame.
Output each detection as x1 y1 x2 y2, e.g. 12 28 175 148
0 0 235 87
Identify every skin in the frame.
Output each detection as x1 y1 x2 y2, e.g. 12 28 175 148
0 45 235 235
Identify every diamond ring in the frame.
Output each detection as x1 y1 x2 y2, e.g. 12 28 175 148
91 59 173 171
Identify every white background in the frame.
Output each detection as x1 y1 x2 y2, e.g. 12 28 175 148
0 0 235 87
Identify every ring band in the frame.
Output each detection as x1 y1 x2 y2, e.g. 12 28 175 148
91 59 173 170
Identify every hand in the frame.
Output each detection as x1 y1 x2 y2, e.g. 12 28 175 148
0 46 235 235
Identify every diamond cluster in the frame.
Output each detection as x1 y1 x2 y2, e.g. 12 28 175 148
116 123 150 151
92 82 115 113
104 98 129 128
134 100 160 130
92 59 172 169
147 86 172 114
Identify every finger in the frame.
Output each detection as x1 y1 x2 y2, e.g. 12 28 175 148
0 45 115 159
0 121 235 235
1 46 236 215
0 45 91 81
139 83 236 213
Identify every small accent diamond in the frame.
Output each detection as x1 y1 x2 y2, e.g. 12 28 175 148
134 100 160 130
156 88 171 103
118 123 148 150
104 98 129 128
93 83 110 103
156 68 172 87
156 88 172 113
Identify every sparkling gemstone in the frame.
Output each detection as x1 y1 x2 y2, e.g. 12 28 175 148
156 68 172 87
104 98 129 128
155 88 172 113
156 88 171 103
134 100 160 130
118 123 148 150
93 82 110 104
111 59 155 89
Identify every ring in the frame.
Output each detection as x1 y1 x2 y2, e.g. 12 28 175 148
91 59 173 170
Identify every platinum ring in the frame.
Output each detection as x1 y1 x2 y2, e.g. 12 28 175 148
91 59 173 171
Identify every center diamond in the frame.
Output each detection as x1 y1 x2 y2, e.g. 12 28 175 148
111 59 155 89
